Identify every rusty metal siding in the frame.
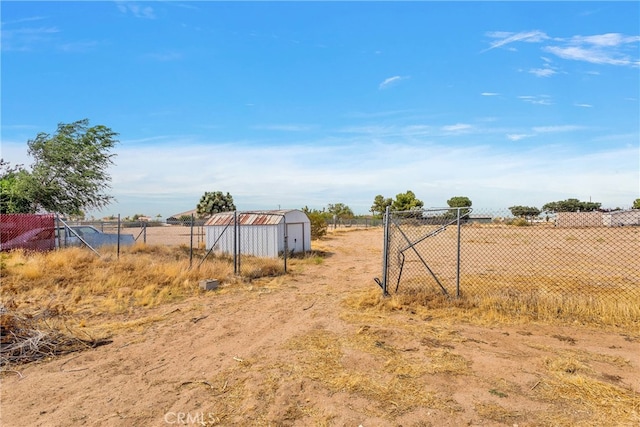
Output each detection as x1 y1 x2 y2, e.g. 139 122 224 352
204 210 311 258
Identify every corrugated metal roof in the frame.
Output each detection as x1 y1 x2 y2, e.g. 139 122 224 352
204 210 294 226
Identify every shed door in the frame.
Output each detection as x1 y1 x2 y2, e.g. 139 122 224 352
286 223 304 254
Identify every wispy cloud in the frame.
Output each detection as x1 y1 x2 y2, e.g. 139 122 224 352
441 123 473 133
57 40 99 53
481 92 499 96
518 95 553 106
482 30 549 52
0 26 59 51
506 134 532 142
379 75 409 89
528 67 557 78
574 103 593 108
100 138 639 214
484 29 639 68
116 1 156 19
544 43 639 67
532 125 584 133
1 16 46 26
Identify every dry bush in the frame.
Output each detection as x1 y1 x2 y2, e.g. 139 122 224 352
0 301 110 367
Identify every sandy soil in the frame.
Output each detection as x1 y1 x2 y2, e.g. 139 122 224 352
1 228 638 426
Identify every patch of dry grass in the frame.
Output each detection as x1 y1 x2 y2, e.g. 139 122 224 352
534 365 640 426
285 327 462 417
342 284 640 333
0 245 283 325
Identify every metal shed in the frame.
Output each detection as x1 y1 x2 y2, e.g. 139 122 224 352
204 209 311 258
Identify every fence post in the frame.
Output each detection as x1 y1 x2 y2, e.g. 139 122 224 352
189 214 194 269
233 211 238 275
381 206 390 296
117 214 121 258
55 214 60 249
283 215 288 273
456 207 461 298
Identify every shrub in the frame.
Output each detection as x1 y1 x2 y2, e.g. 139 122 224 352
307 212 328 239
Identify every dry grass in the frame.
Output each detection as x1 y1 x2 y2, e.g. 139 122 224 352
0 243 285 341
340 287 640 426
285 327 462 417
343 283 640 333
2 228 638 425
535 366 640 426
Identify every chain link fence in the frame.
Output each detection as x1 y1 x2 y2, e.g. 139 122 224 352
379 208 640 304
61 212 309 277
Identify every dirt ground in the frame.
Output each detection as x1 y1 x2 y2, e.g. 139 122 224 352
1 228 638 426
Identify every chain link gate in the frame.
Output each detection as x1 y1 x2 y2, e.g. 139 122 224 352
376 207 640 308
376 207 471 296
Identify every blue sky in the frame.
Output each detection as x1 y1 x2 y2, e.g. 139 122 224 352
2 1 639 218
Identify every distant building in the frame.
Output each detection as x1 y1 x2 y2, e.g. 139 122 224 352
602 210 640 227
165 209 198 225
556 210 640 227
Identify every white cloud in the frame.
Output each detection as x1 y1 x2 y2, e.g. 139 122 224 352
574 103 593 108
572 33 640 47
518 95 553 105
482 30 549 52
116 1 156 19
544 46 634 66
532 125 584 133
543 33 640 67
506 134 531 141
529 67 556 77
441 123 473 133
0 26 59 51
98 138 639 216
379 75 409 89
484 30 639 68
481 92 499 96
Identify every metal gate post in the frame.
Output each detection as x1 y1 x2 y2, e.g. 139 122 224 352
233 211 238 275
117 214 122 258
283 216 288 273
381 206 390 296
189 213 194 268
456 207 461 297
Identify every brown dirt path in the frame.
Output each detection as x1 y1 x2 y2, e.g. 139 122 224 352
1 228 638 426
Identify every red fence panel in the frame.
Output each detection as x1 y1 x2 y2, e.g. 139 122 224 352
0 214 56 252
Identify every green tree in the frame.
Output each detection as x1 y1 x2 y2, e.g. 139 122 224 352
17 119 119 215
196 191 236 217
370 194 392 218
391 190 424 211
0 160 32 214
633 199 640 209
447 196 472 216
542 198 601 213
301 206 328 239
509 205 541 222
327 203 354 220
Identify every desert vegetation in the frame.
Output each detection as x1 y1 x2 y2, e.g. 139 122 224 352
1 228 638 426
